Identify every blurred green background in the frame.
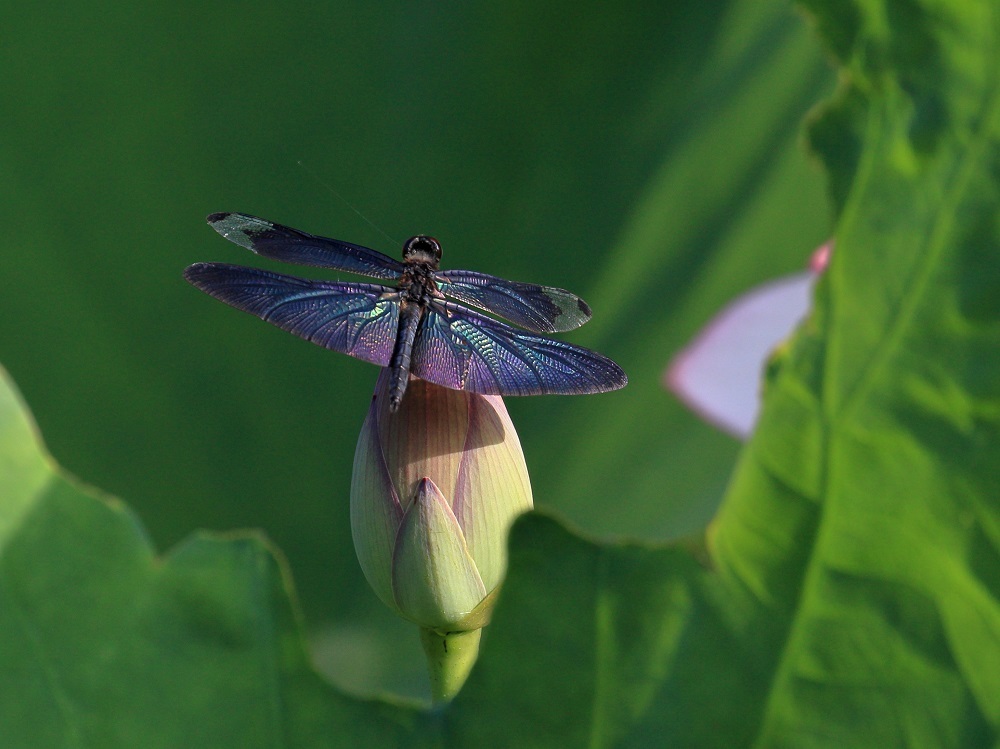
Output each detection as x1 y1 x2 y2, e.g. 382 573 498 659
1 0 832 697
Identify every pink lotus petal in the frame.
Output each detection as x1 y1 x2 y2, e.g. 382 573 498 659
666 272 816 438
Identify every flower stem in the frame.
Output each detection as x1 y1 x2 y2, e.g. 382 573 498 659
419 627 482 704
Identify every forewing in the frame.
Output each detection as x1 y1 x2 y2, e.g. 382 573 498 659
207 212 404 279
411 300 626 396
184 262 399 366
435 269 592 333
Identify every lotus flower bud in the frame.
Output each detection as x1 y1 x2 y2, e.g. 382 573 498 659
350 370 533 632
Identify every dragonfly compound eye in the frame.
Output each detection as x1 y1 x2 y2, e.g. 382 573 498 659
404 235 442 261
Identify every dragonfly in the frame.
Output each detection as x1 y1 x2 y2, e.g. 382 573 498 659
184 213 627 411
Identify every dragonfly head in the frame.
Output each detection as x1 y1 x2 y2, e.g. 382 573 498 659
403 235 443 267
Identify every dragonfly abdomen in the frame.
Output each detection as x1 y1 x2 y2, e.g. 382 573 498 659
388 303 423 412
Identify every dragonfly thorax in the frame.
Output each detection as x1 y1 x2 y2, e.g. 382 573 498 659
398 260 440 304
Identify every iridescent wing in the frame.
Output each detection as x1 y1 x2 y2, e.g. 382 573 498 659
411 300 626 396
207 213 405 280
435 269 592 333
184 263 399 366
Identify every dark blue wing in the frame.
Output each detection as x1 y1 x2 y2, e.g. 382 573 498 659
411 300 626 396
207 213 404 280
435 269 592 333
184 262 399 366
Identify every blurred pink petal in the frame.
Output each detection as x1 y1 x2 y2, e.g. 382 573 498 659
665 239 833 439
809 242 831 273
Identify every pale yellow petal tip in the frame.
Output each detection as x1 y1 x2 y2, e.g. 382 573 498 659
391 478 486 629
